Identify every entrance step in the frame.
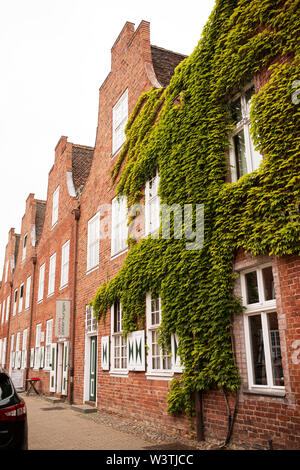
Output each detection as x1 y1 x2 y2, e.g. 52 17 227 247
44 396 65 404
71 404 98 414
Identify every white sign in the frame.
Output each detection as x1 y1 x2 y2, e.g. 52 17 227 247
11 369 24 389
55 300 70 339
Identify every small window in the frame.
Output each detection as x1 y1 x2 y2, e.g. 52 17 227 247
18 284 24 313
87 214 100 272
112 89 128 155
25 276 31 310
60 240 70 288
13 289 18 316
48 253 56 296
229 85 262 181
145 171 160 236
111 302 127 372
111 196 128 256
52 186 59 227
37 264 45 302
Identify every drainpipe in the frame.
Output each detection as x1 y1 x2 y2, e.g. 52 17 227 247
25 255 37 388
4 281 13 370
195 390 205 441
69 207 80 404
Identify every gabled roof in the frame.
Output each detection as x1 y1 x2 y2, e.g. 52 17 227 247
151 45 187 87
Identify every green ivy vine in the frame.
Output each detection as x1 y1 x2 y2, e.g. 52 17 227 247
92 0 300 421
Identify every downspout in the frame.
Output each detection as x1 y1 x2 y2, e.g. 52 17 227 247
69 207 80 404
25 255 37 388
4 281 13 370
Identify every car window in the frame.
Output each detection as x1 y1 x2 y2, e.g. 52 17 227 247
0 373 13 403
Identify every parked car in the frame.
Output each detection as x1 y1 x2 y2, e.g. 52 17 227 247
0 368 28 450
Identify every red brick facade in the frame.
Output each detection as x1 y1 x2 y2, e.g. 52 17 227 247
0 21 299 450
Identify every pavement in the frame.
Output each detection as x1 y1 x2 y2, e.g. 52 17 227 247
22 393 197 451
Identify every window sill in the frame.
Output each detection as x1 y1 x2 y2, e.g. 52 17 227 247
243 388 286 398
50 222 58 231
86 265 99 276
59 283 68 291
146 372 174 381
111 247 128 260
111 144 125 159
109 370 129 378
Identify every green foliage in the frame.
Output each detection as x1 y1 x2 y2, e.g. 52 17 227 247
92 0 300 417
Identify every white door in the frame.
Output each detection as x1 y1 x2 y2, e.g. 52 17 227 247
62 341 69 396
49 343 57 392
56 343 63 394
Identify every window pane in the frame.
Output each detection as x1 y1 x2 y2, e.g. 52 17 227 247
233 130 248 178
262 267 275 301
245 271 259 304
231 97 243 123
249 315 267 385
268 312 284 386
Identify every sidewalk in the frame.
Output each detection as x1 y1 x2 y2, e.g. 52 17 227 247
23 393 199 451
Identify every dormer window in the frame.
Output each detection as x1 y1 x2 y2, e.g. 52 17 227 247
112 89 128 155
229 84 262 181
52 186 59 227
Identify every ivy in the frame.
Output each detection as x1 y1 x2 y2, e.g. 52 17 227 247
91 0 300 421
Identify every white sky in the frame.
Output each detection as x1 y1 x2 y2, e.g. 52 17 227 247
0 0 216 272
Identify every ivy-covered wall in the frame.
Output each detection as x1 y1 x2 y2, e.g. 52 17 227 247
92 0 300 418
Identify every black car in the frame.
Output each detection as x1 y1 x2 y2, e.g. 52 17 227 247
0 368 28 450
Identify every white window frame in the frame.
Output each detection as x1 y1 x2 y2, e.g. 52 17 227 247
112 89 128 155
0 302 4 325
13 289 18 316
111 196 128 257
60 240 70 288
5 296 10 322
37 263 45 302
4 260 9 283
229 83 262 182
48 253 56 296
22 233 28 262
18 283 24 313
25 276 31 310
87 213 100 273
241 264 285 392
110 302 128 376
146 293 173 379
86 305 97 335
51 186 59 228
21 329 28 369
145 171 161 236
44 319 53 370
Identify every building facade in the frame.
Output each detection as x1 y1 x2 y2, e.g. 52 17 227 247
0 5 299 450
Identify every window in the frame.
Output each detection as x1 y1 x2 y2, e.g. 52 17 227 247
18 284 24 313
229 85 262 181
4 261 9 282
48 253 56 296
13 289 18 316
241 265 284 390
111 302 127 373
22 234 27 261
0 302 4 325
146 294 172 376
60 240 70 288
37 263 45 302
34 324 42 370
52 186 59 227
25 276 31 310
111 196 128 256
5 296 10 322
45 319 53 370
145 171 160 236
21 329 27 369
112 89 128 155
87 213 100 272
86 306 97 334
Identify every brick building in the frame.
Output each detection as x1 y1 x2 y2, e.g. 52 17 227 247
0 13 299 450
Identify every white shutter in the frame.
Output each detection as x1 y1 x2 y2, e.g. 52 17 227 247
50 343 57 392
25 276 31 309
172 334 183 373
127 330 145 371
101 336 110 370
62 341 69 395
30 348 35 367
39 346 44 369
34 348 40 369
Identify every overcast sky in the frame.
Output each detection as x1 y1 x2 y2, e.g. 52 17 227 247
0 0 216 273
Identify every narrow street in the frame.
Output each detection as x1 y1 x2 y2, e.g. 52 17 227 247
23 393 197 451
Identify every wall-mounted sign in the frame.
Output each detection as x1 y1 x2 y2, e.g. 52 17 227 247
55 300 70 339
